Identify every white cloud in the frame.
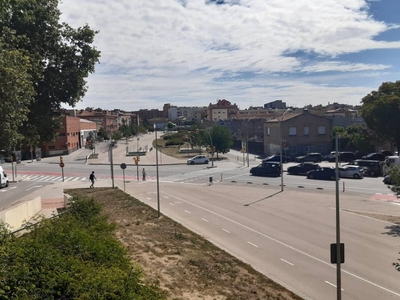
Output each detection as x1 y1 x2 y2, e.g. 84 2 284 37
59 0 400 110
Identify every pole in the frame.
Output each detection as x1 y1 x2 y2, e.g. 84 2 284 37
123 169 126 191
110 144 115 188
279 109 290 192
335 134 342 300
136 163 139 181
62 167 64 182
155 125 161 218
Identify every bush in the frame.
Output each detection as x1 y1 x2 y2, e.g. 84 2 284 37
0 197 166 300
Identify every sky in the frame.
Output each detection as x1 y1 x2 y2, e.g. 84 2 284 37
59 0 400 111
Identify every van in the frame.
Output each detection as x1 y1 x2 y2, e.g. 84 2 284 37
0 166 9 188
383 156 400 176
349 159 381 177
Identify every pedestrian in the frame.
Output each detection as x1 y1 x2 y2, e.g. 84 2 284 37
142 168 146 181
89 171 96 188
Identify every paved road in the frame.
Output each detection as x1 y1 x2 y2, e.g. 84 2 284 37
128 181 400 300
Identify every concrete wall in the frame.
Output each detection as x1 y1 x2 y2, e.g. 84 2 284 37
0 196 41 230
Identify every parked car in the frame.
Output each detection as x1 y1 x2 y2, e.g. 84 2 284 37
361 153 386 161
306 167 336 180
187 155 209 165
262 155 291 163
295 153 323 163
250 162 281 177
287 162 320 175
381 150 393 157
348 159 381 177
0 167 9 188
338 165 363 179
325 151 356 162
383 175 393 185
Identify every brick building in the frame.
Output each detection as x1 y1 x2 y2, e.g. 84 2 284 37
207 99 238 121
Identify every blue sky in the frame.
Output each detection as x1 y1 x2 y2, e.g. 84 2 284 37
60 0 400 111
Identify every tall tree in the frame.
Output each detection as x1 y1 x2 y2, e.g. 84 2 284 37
360 81 400 151
210 125 233 158
0 48 35 153
1 0 100 147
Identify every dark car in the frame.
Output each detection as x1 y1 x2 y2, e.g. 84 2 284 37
262 155 291 163
250 162 281 177
326 151 356 162
383 175 393 185
295 153 323 163
348 159 381 177
361 153 386 161
307 167 336 180
287 162 320 175
381 150 393 157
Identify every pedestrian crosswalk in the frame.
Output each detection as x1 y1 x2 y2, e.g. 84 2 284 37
18 174 91 182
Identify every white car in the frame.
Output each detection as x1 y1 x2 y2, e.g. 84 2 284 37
187 155 209 165
339 165 363 179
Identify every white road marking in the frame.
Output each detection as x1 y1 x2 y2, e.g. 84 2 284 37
392 203 400 206
26 185 42 191
325 281 344 291
201 218 209 222
280 258 294 266
222 228 230 233
169 203 175 206
184 210 191 214
164 191 400 298
247 241 258 248
146 197 152 200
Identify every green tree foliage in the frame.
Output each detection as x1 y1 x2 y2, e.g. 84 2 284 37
332 125 374 155
360 80 400 151
387 166 400 198
97 127 109 140
210 125 233 158
1 0 100 147
0 196 166 299
0 48 35 153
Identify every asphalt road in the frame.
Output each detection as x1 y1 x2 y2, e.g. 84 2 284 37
129 181 400 300
0 181 52 209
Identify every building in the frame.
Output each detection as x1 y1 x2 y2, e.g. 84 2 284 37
42 116 97 156
77 109 119 135
136 109 164 121
264 100 286 109
167 105 207 122
264 109 333 157
208 99 238 121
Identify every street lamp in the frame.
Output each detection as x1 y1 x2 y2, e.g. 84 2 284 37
244 117 256 167
196 128 214 168
154 124 160 218
279 108 291 192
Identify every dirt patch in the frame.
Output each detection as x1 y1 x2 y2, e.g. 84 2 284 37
66 188 303 300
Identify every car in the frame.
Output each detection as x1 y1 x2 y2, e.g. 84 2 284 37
250 162 281 177
287 162 320 175
187 155 209 165
338 165 363 179
262 155 291 163
0 167 9 188
325 151 356 162
381 150 393 157
383 175 393 185
361 153 386 161
306 167 336 180
295 153 323 163
348 159 381 177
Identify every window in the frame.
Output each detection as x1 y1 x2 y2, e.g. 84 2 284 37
267 127 270 136
289 127 297 136
318 126 326 135
304 126 309 136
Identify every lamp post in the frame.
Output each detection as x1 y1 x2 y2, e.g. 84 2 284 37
244 117 255 167
197 128 214 168
154 124 160 218
279 109 291 192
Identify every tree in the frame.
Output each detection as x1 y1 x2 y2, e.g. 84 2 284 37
210 125 233 158
360 81 400 152
0 48 35 153
1 0 100 148
332 125 374 155
387 166 400 198
97 127 109 140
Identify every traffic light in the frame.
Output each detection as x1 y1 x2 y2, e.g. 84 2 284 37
137 156 140 162
60 156 63 163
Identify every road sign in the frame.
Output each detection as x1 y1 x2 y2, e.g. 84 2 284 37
120 163 127 169
59 162 65 168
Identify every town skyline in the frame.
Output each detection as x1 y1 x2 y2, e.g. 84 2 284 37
60 0 400 111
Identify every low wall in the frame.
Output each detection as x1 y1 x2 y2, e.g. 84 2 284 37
0 196 41 230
